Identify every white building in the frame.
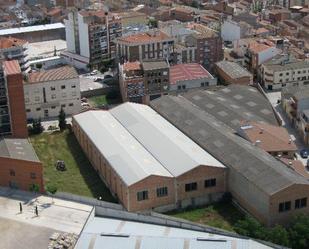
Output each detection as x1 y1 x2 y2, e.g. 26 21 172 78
221 20 253 42
0 37 30 73
24 66 81 120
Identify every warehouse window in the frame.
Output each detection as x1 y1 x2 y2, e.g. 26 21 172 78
157 187 168 197
279 201 291 212
185 182 197 192
295 198 307 209
137 190 148 201
9 169 15 177
205 178 216 188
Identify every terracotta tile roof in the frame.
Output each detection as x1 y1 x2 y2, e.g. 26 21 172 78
123 61 142 71
3 60 21 75
0 37 27 49
280 158 309 179
239 121 297 152
26 66 78 84
248 40 275 54
117 31 172 44
170 63 213 85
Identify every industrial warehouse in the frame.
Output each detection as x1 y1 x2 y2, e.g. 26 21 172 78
150 94 309 226
72 103 226 212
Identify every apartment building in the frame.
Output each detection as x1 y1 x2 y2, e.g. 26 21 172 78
116 30 175 63
24 66 81 120
72 103 226 212
282 86 309 145
261 54 309 90
0 37 30 73
0 60 28 138
0 138 44 192
65 10 122 69
119 60 170 104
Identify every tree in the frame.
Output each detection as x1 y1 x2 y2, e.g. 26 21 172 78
29 183 40 200
58 108 66 131
234 216 266 239
148 18 158 28
46 185 58 203
31 118 43 134
288 214 309 249
36 63 42 69
191 0 199 8
266 225 290 247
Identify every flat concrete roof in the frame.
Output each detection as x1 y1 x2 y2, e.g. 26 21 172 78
0 23 65 36
0 138 40 162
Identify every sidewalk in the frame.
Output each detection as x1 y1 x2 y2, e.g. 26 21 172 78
0 187 92 234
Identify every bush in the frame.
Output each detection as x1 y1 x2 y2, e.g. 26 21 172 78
29 118 44 135
106 90 120 100
58 108 66 131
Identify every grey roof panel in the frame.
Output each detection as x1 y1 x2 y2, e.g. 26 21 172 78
0 138 40 162
150 95 308 195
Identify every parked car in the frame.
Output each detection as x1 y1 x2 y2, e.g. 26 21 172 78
90 70 98 75
300 149 309 158
104 74 113 79
81 97 88 103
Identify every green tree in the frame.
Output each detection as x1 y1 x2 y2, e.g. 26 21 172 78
191 0 199 8
234 216 266 239
29 183 40 195
36 63 42 69
148 18 158 28
288 214 309 249
31 118 44 134
46 185 58 203
266 225 290 247
58 108 66 131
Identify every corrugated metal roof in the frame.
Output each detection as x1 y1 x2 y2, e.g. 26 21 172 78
150 95 309 195
0 23 65 36
73 111 172 186
110 103 224 177
75 215 274 249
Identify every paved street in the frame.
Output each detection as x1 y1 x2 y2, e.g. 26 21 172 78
0 191 92 234
266 91 308 166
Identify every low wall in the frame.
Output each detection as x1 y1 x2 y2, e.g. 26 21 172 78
81 85 119 98
54 191 124 210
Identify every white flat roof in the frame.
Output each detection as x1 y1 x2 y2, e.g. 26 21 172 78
0 23 65 36
110 103 225 177
73 111 172 186
75 215 273 249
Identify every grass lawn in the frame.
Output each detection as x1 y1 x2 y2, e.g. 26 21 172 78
88 94 122 108
30 130 116 202
167 201 244 232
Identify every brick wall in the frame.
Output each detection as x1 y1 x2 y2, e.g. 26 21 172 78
0 157 44 193
6 72 28 138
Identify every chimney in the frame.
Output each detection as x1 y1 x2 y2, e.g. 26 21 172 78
259 128 264 134
288 138 292 144
255 140 261 146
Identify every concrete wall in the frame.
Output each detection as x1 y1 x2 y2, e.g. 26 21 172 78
0 157 44 192
221 21 240 42
24 77 81 120
78 14 90 59
65 13 76 53
169 77 217 92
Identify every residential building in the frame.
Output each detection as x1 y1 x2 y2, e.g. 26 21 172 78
75 207 279 249
115 11 147 29
151 93 309 226
260 54 309 90
169 63 217 92
119 60 170 104
0 138 44 192
282 86 309 145
0 23 65 43
0 60 28 138
72 103 226 212
221 19 253 42
116 30 175 63
64 10 122 69
160 22 223 72
215 60 253 85
24 66 81 120
237 121 297 159
246 40 280 76
280 158 309 179
0 37 30 73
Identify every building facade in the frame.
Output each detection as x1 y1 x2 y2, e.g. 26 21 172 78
24 66 81 120
0 138 44 192
65 10 122 69
116 30 175 63
0 37 30 73
0 60 28 138
72 103 226 212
